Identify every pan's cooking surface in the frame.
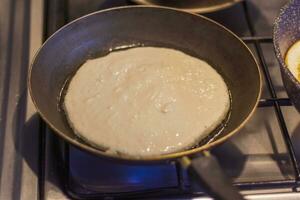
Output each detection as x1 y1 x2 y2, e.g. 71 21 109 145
2 0 300 200
61 46 232 157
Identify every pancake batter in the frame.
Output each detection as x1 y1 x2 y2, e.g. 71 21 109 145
64 47 230 157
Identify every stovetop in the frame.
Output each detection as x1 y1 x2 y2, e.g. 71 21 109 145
1 0 300 199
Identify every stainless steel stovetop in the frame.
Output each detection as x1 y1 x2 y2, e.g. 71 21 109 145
1 0 300 199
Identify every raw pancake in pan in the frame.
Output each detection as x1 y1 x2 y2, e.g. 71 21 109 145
63 47 230 157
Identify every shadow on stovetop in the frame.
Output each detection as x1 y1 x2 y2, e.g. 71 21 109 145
12 91 40 179
14 113 40 177
13 104 66 195
290 122 300 164
10 89 40 199
212 141 247 179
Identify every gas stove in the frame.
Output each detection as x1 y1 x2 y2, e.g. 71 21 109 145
1 0 300 199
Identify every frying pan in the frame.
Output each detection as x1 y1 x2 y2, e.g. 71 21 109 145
29 6 261 200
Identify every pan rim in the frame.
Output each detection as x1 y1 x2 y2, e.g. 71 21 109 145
131 0 242 14
28 5 262 162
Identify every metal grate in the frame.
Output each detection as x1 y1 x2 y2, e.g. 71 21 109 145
40 0 300 199
241 1 300 184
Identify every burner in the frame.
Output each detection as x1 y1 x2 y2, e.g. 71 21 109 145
66 145 181 194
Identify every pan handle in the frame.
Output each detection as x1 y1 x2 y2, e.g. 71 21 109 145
180 151 244 200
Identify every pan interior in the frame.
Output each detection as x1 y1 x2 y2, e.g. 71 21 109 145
29 7 260 161
58 47 233 156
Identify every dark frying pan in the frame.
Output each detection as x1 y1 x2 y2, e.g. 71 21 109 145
29 6 261 200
